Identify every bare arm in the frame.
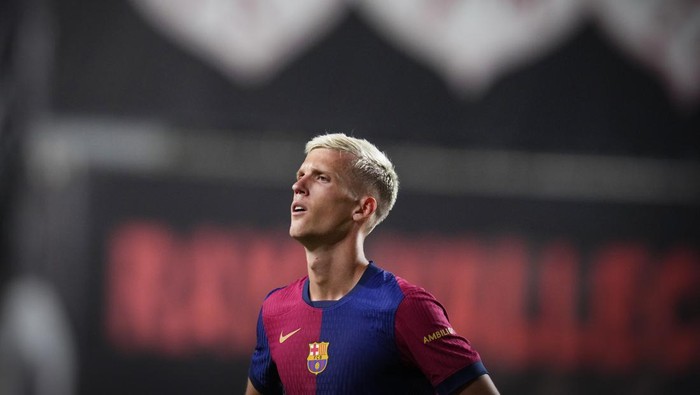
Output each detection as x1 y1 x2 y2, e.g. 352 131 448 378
244 379 262 395
455 374 499 395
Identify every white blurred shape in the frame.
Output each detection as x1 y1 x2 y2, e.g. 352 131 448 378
0 277 77 395
591 0 700 108
356 0 586 96
129 0 348 85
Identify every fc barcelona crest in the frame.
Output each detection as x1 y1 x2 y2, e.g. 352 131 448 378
307 342 329 375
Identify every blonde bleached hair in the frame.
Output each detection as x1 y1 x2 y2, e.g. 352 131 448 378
305 133 399 232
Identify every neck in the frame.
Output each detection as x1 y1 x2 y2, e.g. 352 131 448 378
304 236 369 301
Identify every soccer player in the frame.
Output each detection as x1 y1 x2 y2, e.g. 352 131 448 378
245 133 499 394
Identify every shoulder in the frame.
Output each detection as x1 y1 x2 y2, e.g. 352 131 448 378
359 265 413 301
260 276 306 317
363 264 441 308
394 275 424 294
341 264 419 312
393 275 450 323
394 275 439 304
358 266 441 314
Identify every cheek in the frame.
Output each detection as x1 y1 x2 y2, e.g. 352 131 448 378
330 199 358 221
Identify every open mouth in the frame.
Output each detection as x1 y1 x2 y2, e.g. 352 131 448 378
292 204 306 213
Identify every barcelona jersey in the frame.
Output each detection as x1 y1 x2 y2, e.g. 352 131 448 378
248 262 487 394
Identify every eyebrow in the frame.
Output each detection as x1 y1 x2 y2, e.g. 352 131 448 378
296 165 323 176
297 168 329 177
296 161 344 182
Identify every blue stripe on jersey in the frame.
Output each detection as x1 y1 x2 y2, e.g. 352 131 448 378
248 311 282 395
311 264 433 394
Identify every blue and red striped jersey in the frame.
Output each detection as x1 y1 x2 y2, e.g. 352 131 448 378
248 262 487 394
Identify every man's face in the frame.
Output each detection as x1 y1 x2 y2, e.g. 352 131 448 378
290 148 360 247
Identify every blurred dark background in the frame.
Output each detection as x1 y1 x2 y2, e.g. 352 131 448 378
1 0 699 394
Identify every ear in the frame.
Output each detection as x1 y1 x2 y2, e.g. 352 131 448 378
353 196 377 222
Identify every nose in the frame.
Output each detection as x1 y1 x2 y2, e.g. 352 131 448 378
292 176 307 195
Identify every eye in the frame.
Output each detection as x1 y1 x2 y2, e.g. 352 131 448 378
317 174 330 182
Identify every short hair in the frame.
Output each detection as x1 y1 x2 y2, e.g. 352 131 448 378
305 133 399 232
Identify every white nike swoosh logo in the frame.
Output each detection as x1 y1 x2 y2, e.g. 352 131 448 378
279 328 302 343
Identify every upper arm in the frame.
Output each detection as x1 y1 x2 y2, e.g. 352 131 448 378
393 284 489 393
245 378 263 395
454 374 499 395
248 307 281 394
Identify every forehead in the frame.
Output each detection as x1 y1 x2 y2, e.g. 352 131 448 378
298 148 354 173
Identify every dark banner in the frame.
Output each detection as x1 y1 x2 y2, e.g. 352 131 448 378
72 170 700 395
50 0 699 159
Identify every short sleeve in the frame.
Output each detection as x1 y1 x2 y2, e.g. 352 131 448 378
394 284 487 395
248 309 282 395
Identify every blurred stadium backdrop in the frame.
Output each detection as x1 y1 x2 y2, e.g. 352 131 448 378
1 1 699 394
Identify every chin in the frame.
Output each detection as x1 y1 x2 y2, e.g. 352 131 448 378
289 226 321 246
289 225 306 240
